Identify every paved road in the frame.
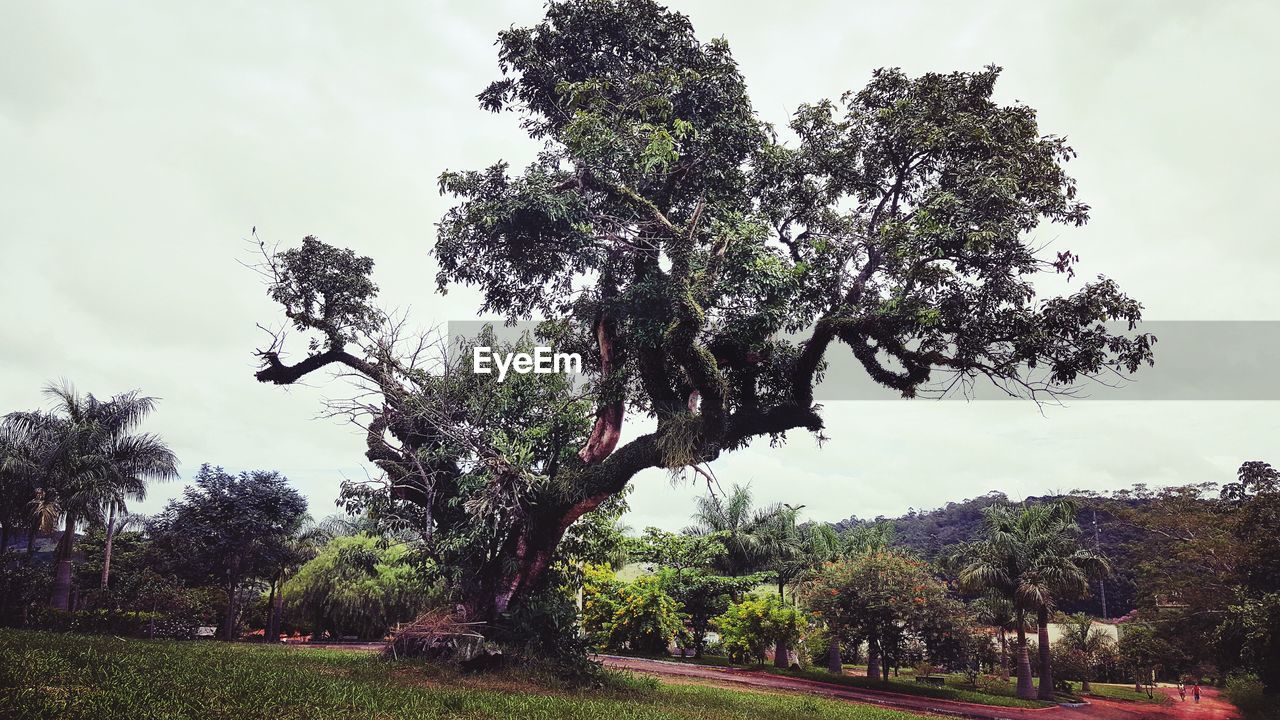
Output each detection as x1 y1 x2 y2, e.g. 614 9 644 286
597 655 1241 720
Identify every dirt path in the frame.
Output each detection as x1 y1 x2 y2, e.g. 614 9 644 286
598 656 1241 720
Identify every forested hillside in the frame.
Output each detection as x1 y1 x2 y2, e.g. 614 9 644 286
835 491 1154 619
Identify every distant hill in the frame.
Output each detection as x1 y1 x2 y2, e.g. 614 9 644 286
834 491 1147 620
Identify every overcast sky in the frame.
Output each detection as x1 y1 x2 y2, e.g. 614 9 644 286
2 0 1277 532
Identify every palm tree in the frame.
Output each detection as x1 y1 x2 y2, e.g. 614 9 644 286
0 421 55 557
1058 613 1114 693
5 382 178 610
839 520 895 557
686 484 775 575
971 594 1017 680
954 501 1109 701
98 510 147 591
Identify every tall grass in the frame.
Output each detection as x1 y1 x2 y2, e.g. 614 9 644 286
0 629 934 720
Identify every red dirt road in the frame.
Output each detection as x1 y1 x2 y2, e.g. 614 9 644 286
597 655 1241 720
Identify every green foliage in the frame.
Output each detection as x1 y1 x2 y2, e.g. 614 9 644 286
1225 672 1280 720
148 464 308 638
715 594 803 664
587 572 685 654
802 550 950 670
283 534 434 639
0 553 48 625
268 235 379 350
26 608 196 639
1117 624 1181 687
687 484 779 575
1051 613 1115 688
630 527 726 572
581 564 626 647
655 568 764 658
252 0 1152 664
1113 462 1280 692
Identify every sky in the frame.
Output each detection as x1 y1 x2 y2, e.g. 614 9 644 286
2 0 1278 532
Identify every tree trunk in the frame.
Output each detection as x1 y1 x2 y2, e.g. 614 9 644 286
999 628 1009 680
867 641 881 680
49 512 76 610
222 584 239 641
267 578 284 642
24 522 38 562
265 579 278 642
1015 621 1035 700
774 637 789 668
100 501 117 591
827 636 842 674
1037 605 1054 700
1081 676 1092 693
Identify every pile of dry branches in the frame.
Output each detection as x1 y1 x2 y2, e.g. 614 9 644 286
384 609 489 661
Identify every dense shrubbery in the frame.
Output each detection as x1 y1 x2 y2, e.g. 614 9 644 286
716 594 804 665
0 554 48 626
582 567 685 654
1225 672 1280 720
26 608 198 639
283 534 433 640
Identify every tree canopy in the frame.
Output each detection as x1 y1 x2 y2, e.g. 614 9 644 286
148 464 308 639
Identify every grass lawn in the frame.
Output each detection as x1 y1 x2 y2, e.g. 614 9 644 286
1085 682 1171 704
0 629 937 720
615 652 1052 709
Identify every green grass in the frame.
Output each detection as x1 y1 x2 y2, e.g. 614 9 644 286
760 666 1053 709
1085 682 1171 704
611 653 1052 709
0 629 936 720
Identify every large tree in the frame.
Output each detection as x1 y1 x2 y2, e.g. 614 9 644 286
248 0 1151 647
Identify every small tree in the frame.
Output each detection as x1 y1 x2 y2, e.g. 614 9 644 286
656 568 763 658
606 575 685 654
1056 613 1115 693
1118 624 1178 697
716 594 804 665
802 550 948 681
283 534 433 640
148 464 308 640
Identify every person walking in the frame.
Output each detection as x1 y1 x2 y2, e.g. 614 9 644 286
1193 682 1201 703
1177 681 1186 701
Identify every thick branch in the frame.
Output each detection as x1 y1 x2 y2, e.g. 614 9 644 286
254 347 380 386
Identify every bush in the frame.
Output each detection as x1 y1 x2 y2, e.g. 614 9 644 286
27 608 198 638
581 565 624 648
283 534 434 640
582 569 685 654
0 555 49 626
715 594 803 665
1224 672 1280 720
606 575 685 654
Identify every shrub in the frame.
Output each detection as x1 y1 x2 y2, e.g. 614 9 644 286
606 575 685 654
27 608 198 638
0 555 48 626
283 534 434 640
581 564 625 648
1224 672 1280 720
716 595 803 664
